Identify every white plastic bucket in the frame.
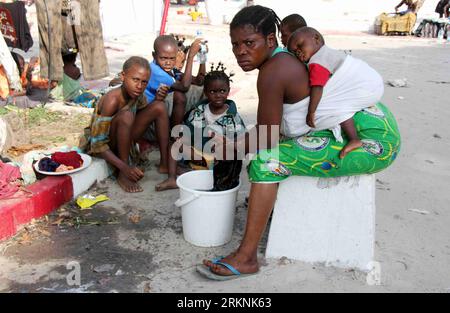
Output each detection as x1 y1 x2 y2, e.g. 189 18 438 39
175 170 241 247
204 0 224 25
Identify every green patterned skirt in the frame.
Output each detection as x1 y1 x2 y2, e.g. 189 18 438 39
248 102 401 183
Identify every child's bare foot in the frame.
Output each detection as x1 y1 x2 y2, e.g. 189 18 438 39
155 178 178 192
118 173 143 193
340 139 363 159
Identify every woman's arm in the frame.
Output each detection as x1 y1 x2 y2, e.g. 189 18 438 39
214 55 309 159
213 59 285 158
238 57 292 156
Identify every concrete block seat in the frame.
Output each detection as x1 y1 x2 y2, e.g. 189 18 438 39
265 175 376 271
69 157 110 198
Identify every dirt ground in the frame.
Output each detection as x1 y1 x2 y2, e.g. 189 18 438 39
1 5 450 293
1 107 91 162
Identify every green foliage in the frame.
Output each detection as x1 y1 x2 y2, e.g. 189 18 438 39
27 107 62 125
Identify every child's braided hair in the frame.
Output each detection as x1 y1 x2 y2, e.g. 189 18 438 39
204 62 235 89
170 34 190 54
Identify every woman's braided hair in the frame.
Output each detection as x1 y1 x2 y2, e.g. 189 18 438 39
230 5 281 38
204 62 235 89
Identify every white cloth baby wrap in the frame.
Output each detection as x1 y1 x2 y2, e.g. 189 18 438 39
281 55 384 141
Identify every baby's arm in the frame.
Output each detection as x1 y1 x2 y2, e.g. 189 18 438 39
307 86 323 128
339 117 363 159
307 63 331 128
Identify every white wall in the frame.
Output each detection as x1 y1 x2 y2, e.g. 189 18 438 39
100 0 164 38
254 0 438 32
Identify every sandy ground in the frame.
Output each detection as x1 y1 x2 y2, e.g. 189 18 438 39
1 6 450 293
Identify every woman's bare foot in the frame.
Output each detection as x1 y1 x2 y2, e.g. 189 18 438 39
155 177 178 192
340 139 363 159
203 251 259 277
117 173 143 193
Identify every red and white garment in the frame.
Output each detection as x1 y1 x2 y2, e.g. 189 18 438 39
0 161 21 200
308 45 346 87
282 55 384 141
0 34 21 93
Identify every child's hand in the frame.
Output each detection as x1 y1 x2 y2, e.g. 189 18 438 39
123 166 144 182
155 84 170 101
208 131 236 161
306 112 316 128
188 38 203 58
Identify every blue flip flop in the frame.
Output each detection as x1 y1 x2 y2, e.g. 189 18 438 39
196 257 259 281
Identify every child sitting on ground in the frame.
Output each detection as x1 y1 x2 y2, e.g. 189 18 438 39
49 52 101 108
145 35 203 128
280 13 307 47
156 63 246 192
81 56 170 193
287 27 383 158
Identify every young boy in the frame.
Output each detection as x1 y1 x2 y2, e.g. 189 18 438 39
145 35 203 128
155 63 246 192
287 27 381 158
280 14 307 47
82 56 170 193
